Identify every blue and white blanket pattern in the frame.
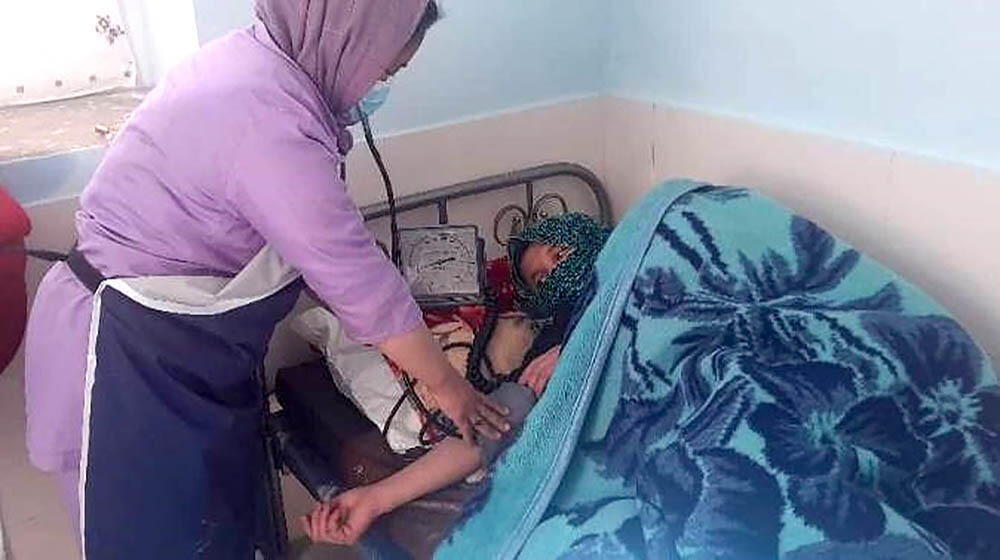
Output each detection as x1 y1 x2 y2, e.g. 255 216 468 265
438 181 1000 560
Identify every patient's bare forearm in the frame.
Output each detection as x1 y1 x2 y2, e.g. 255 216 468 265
369 438 482 515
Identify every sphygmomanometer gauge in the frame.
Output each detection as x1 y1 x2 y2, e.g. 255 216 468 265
399 225 484 306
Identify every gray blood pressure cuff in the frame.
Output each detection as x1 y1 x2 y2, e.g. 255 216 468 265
477 382 537 466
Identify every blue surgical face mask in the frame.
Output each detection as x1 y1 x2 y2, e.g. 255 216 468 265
341 79 391 125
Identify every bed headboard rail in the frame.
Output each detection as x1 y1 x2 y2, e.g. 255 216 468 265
360 162 611 245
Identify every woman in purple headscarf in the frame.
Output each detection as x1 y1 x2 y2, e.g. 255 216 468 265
22 1 508 556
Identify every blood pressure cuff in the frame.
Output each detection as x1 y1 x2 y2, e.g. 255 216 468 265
477 382 536 466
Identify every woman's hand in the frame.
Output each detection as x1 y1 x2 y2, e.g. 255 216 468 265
432 373 510 442
378 326 510 443
301 488 382 546
519 345 560 397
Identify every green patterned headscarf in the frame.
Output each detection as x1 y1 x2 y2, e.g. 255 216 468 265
508 213 609 318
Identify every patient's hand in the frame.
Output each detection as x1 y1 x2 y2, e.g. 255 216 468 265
301 487 382 546
520 345 560 397
303 436 483 545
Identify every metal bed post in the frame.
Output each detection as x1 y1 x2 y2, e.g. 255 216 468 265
259 365 289 559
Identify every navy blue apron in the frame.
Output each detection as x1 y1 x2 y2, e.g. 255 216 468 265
76 248 301 559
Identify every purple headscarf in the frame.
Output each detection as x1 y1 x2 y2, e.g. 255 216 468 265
255 0 430 119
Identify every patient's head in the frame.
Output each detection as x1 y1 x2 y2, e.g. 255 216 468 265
518 243 574 290
508 213 609 318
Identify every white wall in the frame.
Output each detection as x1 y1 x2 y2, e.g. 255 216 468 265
366 0 608 135
606 0 1000 173
190 0 253 46
190 0 609 135
118 0 200 86
599 0 1000 361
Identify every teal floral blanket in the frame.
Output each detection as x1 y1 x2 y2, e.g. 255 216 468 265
437 181 999 560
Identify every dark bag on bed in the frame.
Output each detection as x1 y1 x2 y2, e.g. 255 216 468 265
275 359 486 560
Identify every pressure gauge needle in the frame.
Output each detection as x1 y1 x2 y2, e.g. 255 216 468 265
428 256 456 267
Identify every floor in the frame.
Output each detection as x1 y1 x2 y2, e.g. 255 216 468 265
0 346 356 560
0 347 77 559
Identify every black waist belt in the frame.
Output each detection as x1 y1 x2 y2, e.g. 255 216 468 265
66 247 107 294
1 243 106 293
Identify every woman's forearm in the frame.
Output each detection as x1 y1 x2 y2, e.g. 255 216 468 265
378 324 510 443
369 438 483 515
377 326 453 390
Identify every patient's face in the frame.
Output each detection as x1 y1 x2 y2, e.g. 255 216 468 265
519 243 574 291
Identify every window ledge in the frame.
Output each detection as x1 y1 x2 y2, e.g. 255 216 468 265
0 90 147 163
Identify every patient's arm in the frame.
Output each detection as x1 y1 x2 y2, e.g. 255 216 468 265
302 436 484 545
304 383 538 546
368 380 543 513
376 436 483 510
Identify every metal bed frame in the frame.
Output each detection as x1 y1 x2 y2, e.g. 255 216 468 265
360 161 612 242
260 162 611 559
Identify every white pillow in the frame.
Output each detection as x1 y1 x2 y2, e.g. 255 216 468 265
290 307 422 453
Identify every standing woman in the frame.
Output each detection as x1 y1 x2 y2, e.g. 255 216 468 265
22 1 507 557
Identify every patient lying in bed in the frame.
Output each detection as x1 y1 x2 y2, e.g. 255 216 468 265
302 213 609 547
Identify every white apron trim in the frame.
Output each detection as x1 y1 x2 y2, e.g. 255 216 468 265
77 246 299 558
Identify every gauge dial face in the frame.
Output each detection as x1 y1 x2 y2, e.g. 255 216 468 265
400 227 480 298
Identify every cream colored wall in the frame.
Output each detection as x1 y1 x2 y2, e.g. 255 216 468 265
603 96 1000 364
343 97 608 258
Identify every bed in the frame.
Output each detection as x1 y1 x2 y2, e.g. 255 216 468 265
260 169 1000 560
256 162 614 559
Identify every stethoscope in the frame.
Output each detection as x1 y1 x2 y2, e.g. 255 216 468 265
355 113 465 443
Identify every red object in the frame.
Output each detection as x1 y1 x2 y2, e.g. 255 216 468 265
485 256 517 312
0 185 31 373
421 257 517 329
